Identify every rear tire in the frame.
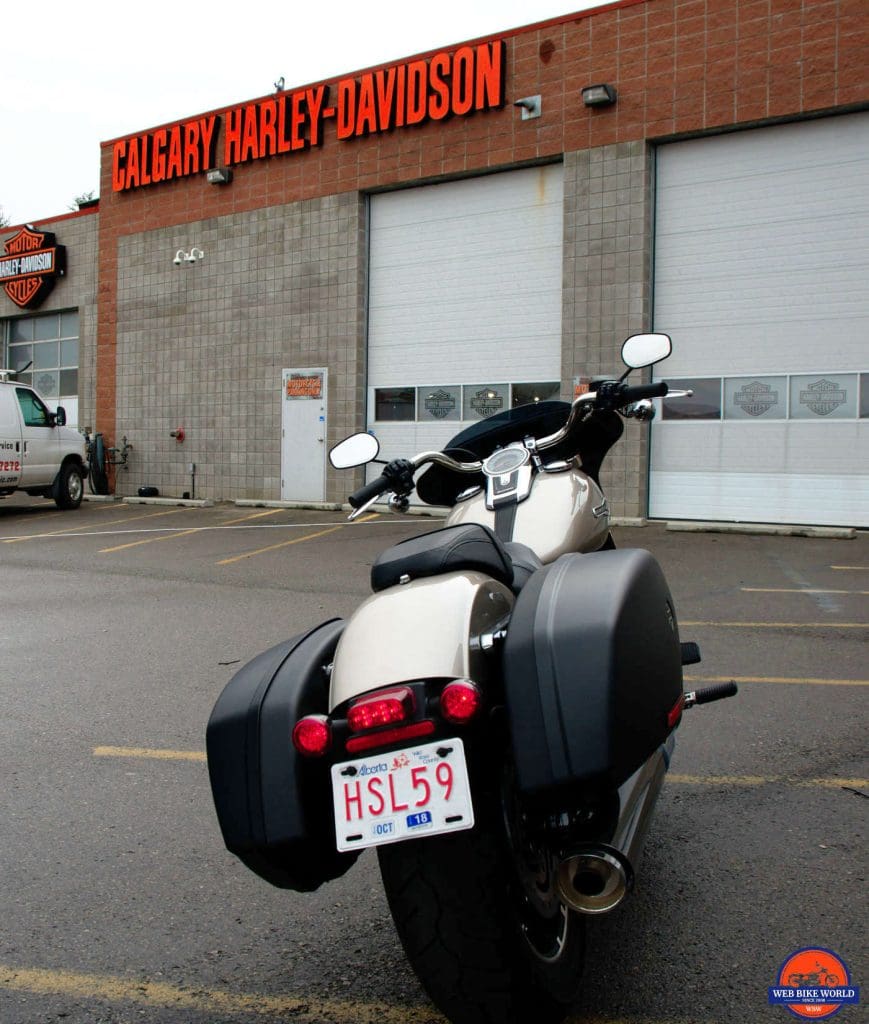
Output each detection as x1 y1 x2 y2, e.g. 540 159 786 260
378 810 585 1024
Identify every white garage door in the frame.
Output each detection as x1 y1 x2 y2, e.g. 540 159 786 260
650 113 869 527
367 165 564 472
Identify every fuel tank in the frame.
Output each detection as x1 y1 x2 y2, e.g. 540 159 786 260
444 466 609 562
329 571 513 709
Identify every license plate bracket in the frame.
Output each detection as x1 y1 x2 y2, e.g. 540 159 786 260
331 738 474 852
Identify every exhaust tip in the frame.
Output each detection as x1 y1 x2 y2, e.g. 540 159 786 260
557 847 632 915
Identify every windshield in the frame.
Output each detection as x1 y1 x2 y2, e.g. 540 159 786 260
416 400 571 506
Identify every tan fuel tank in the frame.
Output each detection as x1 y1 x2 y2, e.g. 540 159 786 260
444 466 609 562
329 571 513 710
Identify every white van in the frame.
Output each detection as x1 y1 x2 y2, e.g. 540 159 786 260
0 373 89 509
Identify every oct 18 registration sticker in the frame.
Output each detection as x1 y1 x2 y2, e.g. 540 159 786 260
331 738 474 852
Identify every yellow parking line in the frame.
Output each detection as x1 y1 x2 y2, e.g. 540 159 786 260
742 587 869 595
215 513 378 566
93 746 206 762
0 964 439 1024
99 507 286 553
831 565 868 571
3 505 184 544
668 775 866 789
684 674 867 686
681 621 867 629
92 748 868 795
216 524 345 565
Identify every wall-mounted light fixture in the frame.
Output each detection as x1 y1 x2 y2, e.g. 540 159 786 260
582 83 618 108
514 94 542 120
206 167 233 185
173 248 205 266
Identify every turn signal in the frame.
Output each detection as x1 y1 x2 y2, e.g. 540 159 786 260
292 714 332 757
440 679 483 725
348 686 415 732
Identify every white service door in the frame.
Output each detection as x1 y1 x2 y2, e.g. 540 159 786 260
281 368 327 502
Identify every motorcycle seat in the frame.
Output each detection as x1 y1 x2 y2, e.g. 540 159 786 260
503 541 543 593
371 523 515 592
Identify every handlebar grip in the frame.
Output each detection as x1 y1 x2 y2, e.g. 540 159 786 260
691 681 739 705
348 473 391 509
620 381 669 404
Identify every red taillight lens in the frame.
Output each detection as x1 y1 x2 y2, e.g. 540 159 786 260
292 714 332 757
345 719 435 754
347 686 415 733
440 679 483 725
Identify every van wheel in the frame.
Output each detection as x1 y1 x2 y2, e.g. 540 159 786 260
54 463 84 510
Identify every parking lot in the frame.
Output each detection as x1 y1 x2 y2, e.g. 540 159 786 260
0 495 866 1024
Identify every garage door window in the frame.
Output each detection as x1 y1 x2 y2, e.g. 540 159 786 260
662 378 721 420
789 374 858 420
375 388 416 421
4 311 78 398
724 377 787 419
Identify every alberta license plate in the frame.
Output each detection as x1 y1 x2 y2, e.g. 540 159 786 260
331 738 474 852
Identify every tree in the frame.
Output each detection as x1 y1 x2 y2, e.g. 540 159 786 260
0 206 10 228
70 191 98 211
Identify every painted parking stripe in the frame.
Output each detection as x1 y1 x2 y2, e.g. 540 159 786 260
668 775 867 789
0 964 440 1024
741 587 869 595
90 747 868 794
2 505 185 543
98 507 285 553
681 620 867 629
94 746 207 762
684 674 868 686
216 513 379 565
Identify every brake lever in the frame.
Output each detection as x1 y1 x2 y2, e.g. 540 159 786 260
348 492 386 521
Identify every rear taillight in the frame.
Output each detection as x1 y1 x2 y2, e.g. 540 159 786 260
440 679 483 724
347 686 415 732
292 714 332 757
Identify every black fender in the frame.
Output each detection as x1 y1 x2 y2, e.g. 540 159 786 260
206 618 359 890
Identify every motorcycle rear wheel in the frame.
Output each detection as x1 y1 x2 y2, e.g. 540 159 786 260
377 815 585 1024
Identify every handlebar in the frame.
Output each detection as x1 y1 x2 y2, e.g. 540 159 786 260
620 381 669 403
348 473 392 509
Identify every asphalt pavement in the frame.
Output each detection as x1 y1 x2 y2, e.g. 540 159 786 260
0 495 865 1024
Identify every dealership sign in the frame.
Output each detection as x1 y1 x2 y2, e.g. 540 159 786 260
113 40 505 192
0 227 66 309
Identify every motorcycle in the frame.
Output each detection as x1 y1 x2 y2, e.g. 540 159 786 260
206 332 737 1024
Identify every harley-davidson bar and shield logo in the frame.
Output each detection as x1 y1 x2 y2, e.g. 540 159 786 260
424 388 457 419
0 227 66 309
734 380 780 417
799 378 847 417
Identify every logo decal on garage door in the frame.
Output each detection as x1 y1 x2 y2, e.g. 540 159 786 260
0 227 66 310
424 389 457 419
734 380 780 417
799 379 847 417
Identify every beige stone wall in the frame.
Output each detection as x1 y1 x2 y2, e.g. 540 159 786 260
113 194 366 502
562 141 654 519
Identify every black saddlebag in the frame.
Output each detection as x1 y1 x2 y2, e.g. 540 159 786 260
503 549 683 798
206 618 359 891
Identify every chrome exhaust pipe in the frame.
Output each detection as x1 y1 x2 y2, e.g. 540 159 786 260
557 738 672 915
557 845 632 914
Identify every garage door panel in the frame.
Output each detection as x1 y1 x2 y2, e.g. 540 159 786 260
651 112 869 526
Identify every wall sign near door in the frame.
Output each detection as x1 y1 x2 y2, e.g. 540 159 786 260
286 374 324 400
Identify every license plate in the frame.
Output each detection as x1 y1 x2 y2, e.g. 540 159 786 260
331 738 474 852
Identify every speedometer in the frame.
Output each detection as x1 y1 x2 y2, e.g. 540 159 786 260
482 446 530 477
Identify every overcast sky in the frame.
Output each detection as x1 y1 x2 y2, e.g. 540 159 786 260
0 0 604 228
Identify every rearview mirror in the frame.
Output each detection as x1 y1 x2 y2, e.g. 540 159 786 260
621 332 672 369
54 406 67 427
329 432 380 469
